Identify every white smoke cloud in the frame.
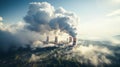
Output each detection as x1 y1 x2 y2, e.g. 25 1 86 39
24 2 80 37
24 2 54 32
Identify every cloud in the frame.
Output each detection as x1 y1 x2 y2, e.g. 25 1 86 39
29 54 41 62
24 2 54 32
0 2 120 67
0 2 80 52
106 9 120 17
0 16 3 21
71 45 112 66
0 21 25 51
28 42 115 66
0 20 46 51
24 2 80 37
102 0 120 5
0 30 21 51
110 0 120 4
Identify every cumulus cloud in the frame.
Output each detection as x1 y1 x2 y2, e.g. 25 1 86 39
24 2 80 37
24 2 54 32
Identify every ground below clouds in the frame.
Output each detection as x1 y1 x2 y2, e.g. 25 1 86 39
0 39 120 67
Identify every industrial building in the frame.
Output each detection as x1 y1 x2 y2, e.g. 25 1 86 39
43 36 77 46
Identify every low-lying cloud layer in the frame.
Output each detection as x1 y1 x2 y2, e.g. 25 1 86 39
29 41 120 66
0 21 43 51
71 45 112 66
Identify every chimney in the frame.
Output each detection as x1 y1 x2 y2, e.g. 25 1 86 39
54 36 58 44
46 36 49 43
69 37 72 43
73 37 76 45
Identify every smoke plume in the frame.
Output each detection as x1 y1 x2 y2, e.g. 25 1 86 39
0 1 80 51
24 2 80 37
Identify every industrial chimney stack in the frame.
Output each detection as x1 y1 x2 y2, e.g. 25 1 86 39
44 35 76 45
54 36 58 44
72 37 76 46
46 36 49 43
69 37 72 43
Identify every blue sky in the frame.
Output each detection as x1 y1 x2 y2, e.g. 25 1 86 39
0 0 104 23
0 0 118 23
0 0 120 39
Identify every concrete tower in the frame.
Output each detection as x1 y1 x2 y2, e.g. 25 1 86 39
46 36 49 43
54 36 58 44
69 37 72 43
73 37 76 46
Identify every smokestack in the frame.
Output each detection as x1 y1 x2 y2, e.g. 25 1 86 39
69 37 72 43
54 36 58 44
73 37 76 46
46 36 49 43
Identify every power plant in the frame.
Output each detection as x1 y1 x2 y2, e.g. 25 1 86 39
44 36 77 46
